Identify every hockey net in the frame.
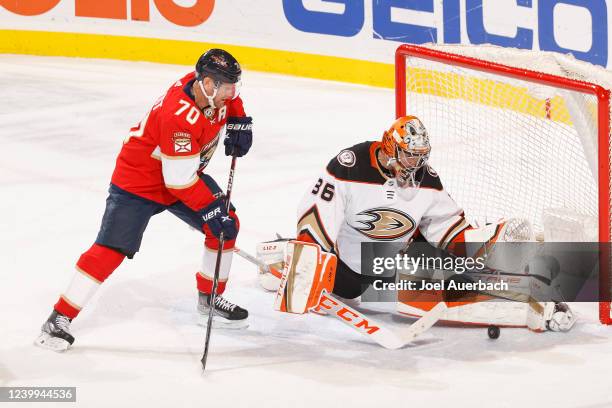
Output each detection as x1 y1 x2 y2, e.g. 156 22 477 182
395 44 612 324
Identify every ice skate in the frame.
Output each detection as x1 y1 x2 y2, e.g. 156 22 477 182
197 292 249 329
34 310 75 352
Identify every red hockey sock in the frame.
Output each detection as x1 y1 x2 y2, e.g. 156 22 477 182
75 243 125 282
54 297 81 320
196 272 227 295
54 244 125 319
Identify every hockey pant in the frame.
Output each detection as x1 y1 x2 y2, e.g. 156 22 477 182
54 178 238 319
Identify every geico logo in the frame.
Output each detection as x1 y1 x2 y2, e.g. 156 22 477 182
318 293 380 334
282 0 607 67
4 0 215 27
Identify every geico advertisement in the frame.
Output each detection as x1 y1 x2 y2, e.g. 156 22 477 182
1 0 610 68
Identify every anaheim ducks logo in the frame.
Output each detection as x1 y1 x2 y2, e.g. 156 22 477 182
352 207 416 240
426 164 438 177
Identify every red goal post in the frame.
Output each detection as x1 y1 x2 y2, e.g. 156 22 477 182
394 44 612 324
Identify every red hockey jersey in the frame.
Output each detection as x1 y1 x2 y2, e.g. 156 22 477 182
111 72 246 211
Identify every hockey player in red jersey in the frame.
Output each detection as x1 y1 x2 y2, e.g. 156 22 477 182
36 49 254 351
258 116 576 332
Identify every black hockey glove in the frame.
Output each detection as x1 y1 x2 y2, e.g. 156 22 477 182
200 198 238 240
224 116 253 157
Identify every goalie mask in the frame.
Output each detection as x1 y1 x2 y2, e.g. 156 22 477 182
380 116 431 188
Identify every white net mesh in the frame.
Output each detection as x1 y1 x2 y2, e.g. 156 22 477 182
398 43 612 322
401 44 609 237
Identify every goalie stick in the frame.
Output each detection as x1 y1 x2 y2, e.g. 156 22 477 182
233 247 447 349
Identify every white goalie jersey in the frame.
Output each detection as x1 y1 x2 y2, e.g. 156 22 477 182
287 141 576 332
296 141 473 274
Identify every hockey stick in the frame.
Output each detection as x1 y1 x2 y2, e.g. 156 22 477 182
233 247 447 349
201 155 237 371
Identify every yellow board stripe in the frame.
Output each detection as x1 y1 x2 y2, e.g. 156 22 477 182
2 29 590 126
405 67 578 126
0 29 395 88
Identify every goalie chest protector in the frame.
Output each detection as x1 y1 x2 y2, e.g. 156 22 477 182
305 141 461 275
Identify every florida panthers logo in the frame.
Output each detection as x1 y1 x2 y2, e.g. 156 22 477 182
199 135 220 171
351 207 416 240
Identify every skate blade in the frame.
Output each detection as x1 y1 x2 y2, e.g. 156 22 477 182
34 333 71 352
197 315 249 330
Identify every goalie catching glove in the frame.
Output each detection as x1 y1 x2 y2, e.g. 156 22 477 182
401 218 578 332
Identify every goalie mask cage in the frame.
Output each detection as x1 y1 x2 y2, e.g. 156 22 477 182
395 44 612 324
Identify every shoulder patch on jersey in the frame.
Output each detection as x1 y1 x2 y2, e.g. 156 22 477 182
418 165 443 191
172 132 192 153
426 165 438 177
337 149 356 167
326 141 386 185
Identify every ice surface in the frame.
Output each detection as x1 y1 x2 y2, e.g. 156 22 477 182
1 56 611 408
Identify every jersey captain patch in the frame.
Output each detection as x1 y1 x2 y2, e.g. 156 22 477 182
351 207 416 240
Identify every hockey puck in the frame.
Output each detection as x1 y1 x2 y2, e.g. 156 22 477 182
487 325 500 339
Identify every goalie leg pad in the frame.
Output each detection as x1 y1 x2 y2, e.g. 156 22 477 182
274 241 337 314
399 260 571 330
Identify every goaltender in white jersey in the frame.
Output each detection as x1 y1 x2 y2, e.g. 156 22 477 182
297 118 464 277
260 116 576 333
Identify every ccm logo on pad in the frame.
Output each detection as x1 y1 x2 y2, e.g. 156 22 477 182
317 293 380 334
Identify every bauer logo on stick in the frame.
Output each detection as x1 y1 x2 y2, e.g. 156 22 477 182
337 150 356 167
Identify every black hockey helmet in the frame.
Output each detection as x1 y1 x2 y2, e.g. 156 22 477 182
195 48 241 84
